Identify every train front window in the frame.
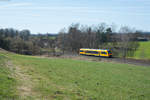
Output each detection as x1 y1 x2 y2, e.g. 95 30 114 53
80 50 84 52
108 51 112 54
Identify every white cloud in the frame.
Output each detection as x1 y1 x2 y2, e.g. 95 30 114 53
0 3 149 17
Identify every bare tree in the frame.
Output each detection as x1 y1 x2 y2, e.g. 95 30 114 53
119 26 139 59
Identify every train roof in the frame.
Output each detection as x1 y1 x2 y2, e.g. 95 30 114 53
80 48 110 51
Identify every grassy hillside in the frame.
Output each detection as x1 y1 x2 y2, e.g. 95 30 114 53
133 41 150 60
0 51 150 100
0 54 18 99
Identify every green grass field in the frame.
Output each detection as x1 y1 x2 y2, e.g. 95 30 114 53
0 51 150 100
133 41 150 60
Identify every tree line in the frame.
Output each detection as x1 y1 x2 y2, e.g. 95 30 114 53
0 23 148 58
0 28 56 55
57 23 144 58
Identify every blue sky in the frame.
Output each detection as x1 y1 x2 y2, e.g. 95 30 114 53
0 0 150 33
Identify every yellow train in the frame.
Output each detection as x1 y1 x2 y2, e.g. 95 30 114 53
79 48 112 58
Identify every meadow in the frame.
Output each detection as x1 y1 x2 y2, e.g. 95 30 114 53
0 51 150 100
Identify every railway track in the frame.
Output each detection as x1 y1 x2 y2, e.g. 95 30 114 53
61 54 150 67
85 56 150 67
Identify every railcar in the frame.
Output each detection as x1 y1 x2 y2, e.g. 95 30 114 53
79 48 112 58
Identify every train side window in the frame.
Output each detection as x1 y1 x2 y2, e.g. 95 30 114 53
85 51 98 54
85 51 91 53
101 52 107 54
92 51 98 54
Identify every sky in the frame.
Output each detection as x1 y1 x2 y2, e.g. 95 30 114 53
0 0 150 34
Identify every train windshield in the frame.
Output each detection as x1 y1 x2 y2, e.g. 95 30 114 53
80 50 84 52
108 50 112 54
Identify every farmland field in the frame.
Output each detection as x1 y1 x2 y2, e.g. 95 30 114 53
0 51 150 100
133 41 150 60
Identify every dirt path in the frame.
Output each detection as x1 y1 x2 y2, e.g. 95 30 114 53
6 60 41 100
